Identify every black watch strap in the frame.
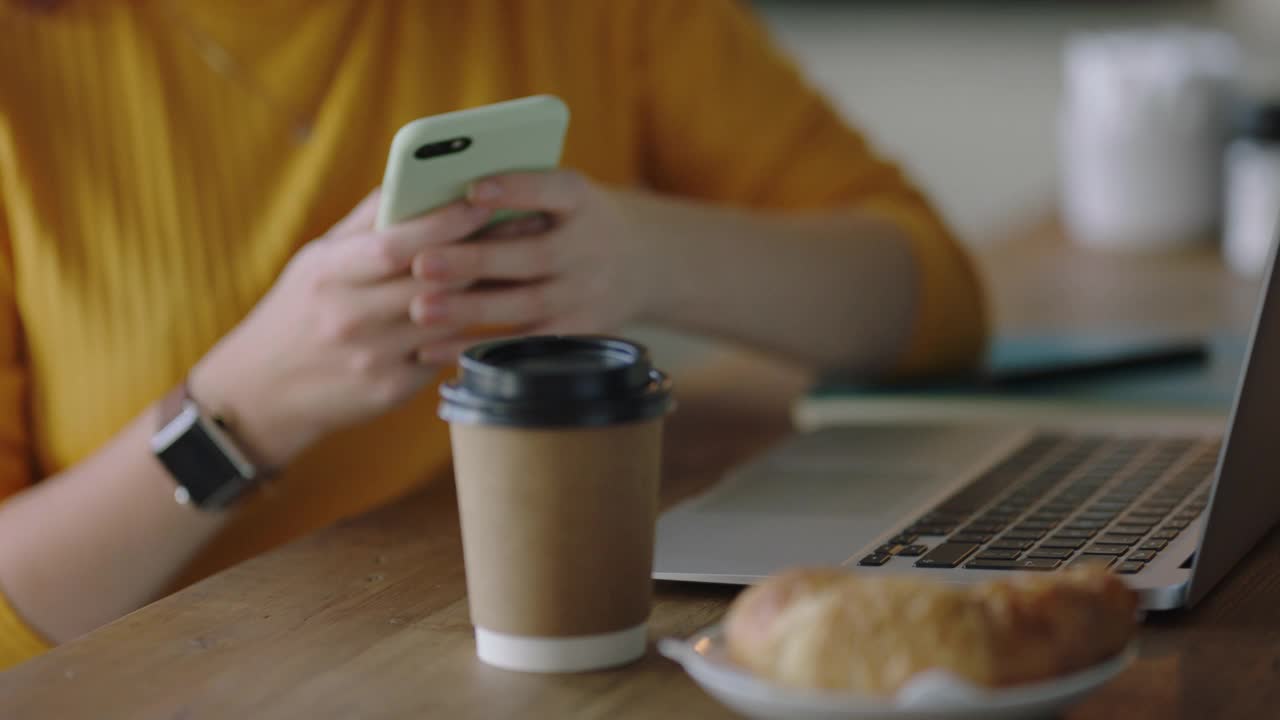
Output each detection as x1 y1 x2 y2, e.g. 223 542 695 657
151 382 265 510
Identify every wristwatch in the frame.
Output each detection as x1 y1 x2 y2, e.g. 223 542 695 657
150 381 266 510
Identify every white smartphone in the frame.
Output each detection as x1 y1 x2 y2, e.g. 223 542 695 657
376 94 570 230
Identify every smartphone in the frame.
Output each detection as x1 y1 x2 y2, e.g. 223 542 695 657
376 94 570 230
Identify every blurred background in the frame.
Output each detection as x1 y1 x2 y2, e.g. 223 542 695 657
633 0 1280 368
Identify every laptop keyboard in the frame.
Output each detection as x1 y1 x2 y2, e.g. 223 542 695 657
858 434 1217 574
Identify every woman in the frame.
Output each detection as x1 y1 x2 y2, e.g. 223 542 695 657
0 0 986 665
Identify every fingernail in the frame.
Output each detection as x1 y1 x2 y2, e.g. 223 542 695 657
469 180 501 201
411 296 449 324
414 253 448 279
410 297 428 324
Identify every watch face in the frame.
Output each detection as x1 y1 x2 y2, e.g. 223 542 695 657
154 404 256 509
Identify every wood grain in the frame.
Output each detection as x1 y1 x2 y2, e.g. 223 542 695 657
3 223 1278 719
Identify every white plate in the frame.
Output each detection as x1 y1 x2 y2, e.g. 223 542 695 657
658 625 1135 720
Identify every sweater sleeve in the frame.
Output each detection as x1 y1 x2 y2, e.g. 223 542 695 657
0 190 48 669
638 0 987 375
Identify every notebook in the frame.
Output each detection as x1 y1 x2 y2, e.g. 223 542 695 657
793 334 1245 431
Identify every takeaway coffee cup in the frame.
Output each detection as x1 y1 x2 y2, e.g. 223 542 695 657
439 335 674 673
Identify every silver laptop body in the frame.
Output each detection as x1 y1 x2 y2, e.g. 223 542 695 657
654 246 1280 611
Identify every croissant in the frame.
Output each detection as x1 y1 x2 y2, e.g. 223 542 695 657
723 565 1138 695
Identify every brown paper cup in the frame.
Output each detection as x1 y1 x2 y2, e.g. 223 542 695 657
451 419 662 671
439 336 673 673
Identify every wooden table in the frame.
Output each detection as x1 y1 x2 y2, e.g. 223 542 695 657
4 222 1280 719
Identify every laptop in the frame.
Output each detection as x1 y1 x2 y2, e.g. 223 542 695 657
653 244 1280 611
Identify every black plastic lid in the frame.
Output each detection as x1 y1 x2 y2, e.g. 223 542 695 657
1233 99 1280 142
438 335 674 428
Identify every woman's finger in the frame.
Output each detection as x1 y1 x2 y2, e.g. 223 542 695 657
343 316 462 373
337 201 492 283
342 276 438 326
412 277 576 330
466 169 588 214
412 231 565 285
478 212 556 238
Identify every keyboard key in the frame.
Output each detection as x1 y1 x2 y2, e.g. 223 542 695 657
961 522 1006 534
975 549 1022 560
1106 492 1141 501
1139 539 1168 551
1082 544 1130 556
1027 547 1074 560
1106 491 1145 502
859 553 891 567
1017 519 1057 530
915 543 980 569
1066 519 1109 530
989 538 1034 550
1164 518 1191 530
874 544 899 555
965 557 1062 571
1004 529 1046 540
1077 511 1117 522
896 544 928 557
1063 487 1097 501
1122 517 1168 528
1055 528 1097 539
1099 494 1135 505
1098 534 1142 546
949 532 993 544
1110 524 1153 535
1068 555 1115 570
1114 561 1145 574
889 533 919 545
1091 458 1128 468
1151 529 1180 540
1128 550 1158 562
1029 514 1070 525
1040 536 1086 549
979 518 1018 529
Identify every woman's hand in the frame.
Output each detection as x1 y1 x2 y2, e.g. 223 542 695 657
189 190 493 468
407 170 658 364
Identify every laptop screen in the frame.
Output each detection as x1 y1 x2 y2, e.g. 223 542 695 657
1187 228 1280 605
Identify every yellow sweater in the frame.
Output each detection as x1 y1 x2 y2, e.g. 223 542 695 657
0 0 985 665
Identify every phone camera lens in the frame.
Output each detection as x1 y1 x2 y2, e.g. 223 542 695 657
415 137 472 160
